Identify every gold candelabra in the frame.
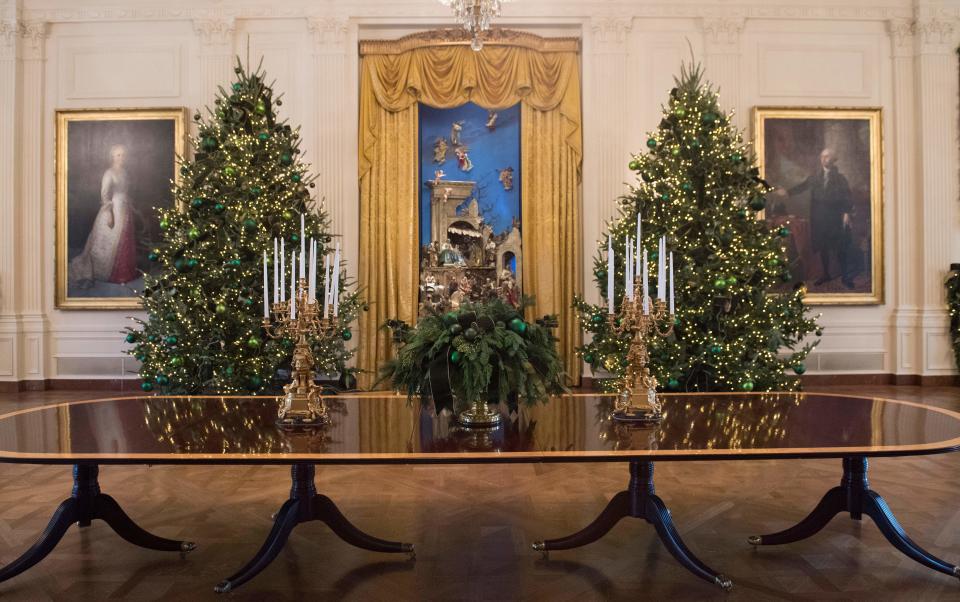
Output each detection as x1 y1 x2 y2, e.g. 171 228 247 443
609 287 674 422
262 278 339 427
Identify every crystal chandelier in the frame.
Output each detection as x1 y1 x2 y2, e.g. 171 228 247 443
438 0 512 51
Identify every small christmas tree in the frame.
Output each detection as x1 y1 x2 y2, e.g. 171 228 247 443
125 61 361 394
575 64 820 392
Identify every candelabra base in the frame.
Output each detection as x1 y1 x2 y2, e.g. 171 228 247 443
613 391 662 423
277 391 328 429
276 410 327 428
457 400 502 428
612 407 662 423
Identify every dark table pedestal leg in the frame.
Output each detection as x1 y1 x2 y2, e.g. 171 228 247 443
533 461 732 591
215 463 415 593
0 464 195 585
750 456 960 582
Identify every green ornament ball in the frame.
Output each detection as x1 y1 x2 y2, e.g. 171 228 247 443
214 203 226 213
165 335 178 345
641 171 655 183
249 375 263 388
250 186 261 196
147 335 157 343
291 234 300 243
710 344 722 354
741 380 755 392
140 381 154 392
702 112 716 124
646 138 657 149
681 181 693 192
174 258 186 272
242 297 254 307
793 363 806 375
731 152 743 162
590 314 604 325
674 107 686 117
628 159 640 171
159 219 170 230
660 192 670 202
726 276 738 286
282 210 293 220
778 226 790 237
200 136 218 151
780 271 793 282
155 374 169 386
169 356 184 367
243 218 257 231
148 252 159 262
449 323 462 335
584 353 595 364
225 365 234 376
214 302 227 315
671 147 680 157
191 197 204 209
737 209 747 218
341 329 352 341
714 278 728 290
750 196 766 211
246 337 261 349
691 138 701 148
224 166 236 177
255 100 266 115
232 82 242 92
179 166 188 176
280 153 293 166
258 132 270 142
443 312 459 326
125 333 137 343
291 173 302 183
508 317 527 334
464 327 478 342
816 328 823 337
450 350 462 364
767 258 780 267
186 258 198 269
228 258 241 267
188 228 200 240
667 377 680 390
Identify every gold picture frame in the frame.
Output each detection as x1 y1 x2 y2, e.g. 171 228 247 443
753 107 883 305
56 108 187 310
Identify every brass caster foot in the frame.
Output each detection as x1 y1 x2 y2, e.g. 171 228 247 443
716 575 733 591
180 541 197 553
532 541 548 559
402 543 416 560
214 580 232 594
953 565 959 581
747 535 762 546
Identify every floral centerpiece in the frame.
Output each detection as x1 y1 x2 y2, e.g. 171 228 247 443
381 297 566 417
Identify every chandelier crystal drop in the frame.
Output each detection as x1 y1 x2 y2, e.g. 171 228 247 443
438 0 512 51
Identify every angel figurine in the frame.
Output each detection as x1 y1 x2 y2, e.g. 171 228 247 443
486 111 498 131
450 121 464 146
433 137 448 163
455 148 473 172
498 166 514 191
433 169 446 185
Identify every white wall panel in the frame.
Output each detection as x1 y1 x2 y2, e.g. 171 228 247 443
61 43 181 99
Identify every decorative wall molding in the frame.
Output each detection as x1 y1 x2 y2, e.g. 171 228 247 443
192 17 235 48
701 17 745 48
19 20 46 59
0 19 17 55
914 17 957 52
307 16 349 51
886 17 916 50
590 16 632 48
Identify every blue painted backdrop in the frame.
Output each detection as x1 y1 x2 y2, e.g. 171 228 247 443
418 102 521 248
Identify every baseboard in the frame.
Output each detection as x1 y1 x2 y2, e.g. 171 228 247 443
579 374 959 390
0 378 143 393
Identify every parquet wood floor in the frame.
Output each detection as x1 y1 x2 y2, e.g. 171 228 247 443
0 386 958 601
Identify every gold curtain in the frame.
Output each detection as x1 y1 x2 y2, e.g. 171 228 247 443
358 32 583 389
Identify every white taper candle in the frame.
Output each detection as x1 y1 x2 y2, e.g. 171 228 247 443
642 248 649 315
263 250 269 319
308 239 316 303
290 251 296 319
625 236 632 300
280 239 286 302
299 214 306 280
607 235 614 314
332 243 341 317
323 253 331 319
669 251 675 315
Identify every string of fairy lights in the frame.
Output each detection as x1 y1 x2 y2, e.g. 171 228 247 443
125 62 362 394
575 64 820 393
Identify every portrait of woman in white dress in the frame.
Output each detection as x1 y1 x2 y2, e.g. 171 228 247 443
69 145 138 289
56 109 185 309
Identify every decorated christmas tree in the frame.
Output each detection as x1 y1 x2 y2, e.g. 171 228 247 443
575 64 820 392
125 61 361 394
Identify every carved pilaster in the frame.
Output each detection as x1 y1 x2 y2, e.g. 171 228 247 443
193 18 235 109
914 17 956 54
701 17 744 129
590 16 632 52
307 16 348 54
0 19 17 323
0 20 17 58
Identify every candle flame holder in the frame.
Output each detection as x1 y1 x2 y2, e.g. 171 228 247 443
609 287 674 423
262 278 340 427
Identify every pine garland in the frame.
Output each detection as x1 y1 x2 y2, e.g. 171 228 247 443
380 298 565 412
575 63 821 393
124 60 362 394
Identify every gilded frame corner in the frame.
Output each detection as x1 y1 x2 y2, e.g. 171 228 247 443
752 106 884 306
55 107 188 310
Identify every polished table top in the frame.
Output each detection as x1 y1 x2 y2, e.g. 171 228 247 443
0 393 959 464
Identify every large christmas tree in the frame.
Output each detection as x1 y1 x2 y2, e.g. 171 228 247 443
125 61 361 394
575 64 820 392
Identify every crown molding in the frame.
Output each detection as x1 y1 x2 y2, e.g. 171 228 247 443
359 27 580 55
192 17 235 47
18 1 922 24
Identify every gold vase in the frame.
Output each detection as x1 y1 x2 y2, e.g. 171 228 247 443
457 397 502 428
